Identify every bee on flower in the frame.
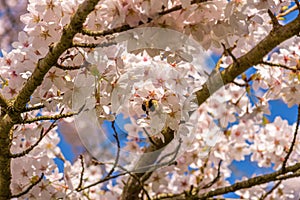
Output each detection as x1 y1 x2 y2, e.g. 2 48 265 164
142 99 159 116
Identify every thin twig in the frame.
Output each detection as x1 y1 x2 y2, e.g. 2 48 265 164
156 138 182 165
106 120 120 178
21 96 64 113
282 104 300 170
268 9 281 27
55 63 81 70
140 139 182 181
10 109 64 158
261 61 297 71
76 120 122 192
76 155 85 191
140 140 182 183
11 173 44 198
232 80 247 87
221 43 239 67
143 128 159 147
76 172 127 191
118 164 151 200
72 40 117 48
259 180 282 200
22 112 77 124
200 160 223 190
152 193 183 200
21 104 45 113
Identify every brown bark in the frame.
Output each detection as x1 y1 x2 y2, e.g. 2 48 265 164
0 0 100 199
122 12 300 200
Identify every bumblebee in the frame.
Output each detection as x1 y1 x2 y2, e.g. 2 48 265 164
142 99 159 115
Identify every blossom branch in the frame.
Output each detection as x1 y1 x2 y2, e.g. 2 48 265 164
10 173 44 198
80 0 208 37
76 120 121 192
13 0 101 114
282 104 300 170
139 140 181 183
21 97 61 113
195 13 300 105
197 162 300 199
10 111 59 158
1 0 99 199
123 9 300 200
22 112 77 124
130 174 151 200
153 138 182 167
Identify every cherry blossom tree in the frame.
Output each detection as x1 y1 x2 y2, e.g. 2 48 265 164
1 0 300 199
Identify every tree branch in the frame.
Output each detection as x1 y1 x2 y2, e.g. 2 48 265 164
13 0 101 114
195 14 300 105
2 5 101 196
80 0 208 37
197 162 300 199
122 10 300 200
0 93 8 110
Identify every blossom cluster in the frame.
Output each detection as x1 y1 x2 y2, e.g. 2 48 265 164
1 0 300 199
